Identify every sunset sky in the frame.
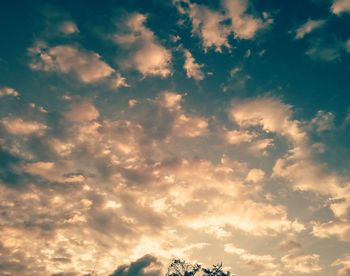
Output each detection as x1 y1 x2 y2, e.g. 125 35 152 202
1 0 350 275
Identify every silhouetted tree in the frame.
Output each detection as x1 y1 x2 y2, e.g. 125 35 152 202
166 259 232 276
166 259 201 276
202 264 230 276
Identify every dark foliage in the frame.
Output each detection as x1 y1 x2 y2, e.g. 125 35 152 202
166 259 233 276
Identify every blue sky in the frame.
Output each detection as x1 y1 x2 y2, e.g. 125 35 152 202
1 0 350 275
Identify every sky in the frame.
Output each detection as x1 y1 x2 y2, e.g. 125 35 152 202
0 0 350 275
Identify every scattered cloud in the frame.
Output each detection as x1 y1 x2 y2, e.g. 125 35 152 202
224 129 256 144
306 40 343 62
64 101 100 122
183 49 204 80
295 19 325 39
278 237 302 252
114 13 172 77
58 21 79 35
281 253 322 274
175 0 271 52
310 110 335 132
332 255 350 276
246 168 265 183
224 244 278 271
229 97 306 144
0 87 19 97
28 42 118 84
312 221 350 241
1 117 47 136
187 3 230 52
331 0 350 15
223 0 272 40
1 1 350 275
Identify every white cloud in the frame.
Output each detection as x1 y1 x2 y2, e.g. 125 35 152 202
183 49 204 80
114 13 172 77
278 237 302 252
246 168 265 183
48 138 74 156
156 91 183 110
248 138 273 155
173 114 208 137
177 0 270 52
0 87 19 97
224 129 256 144
64 101 99 122
295 19 325 39
258 271 283 276
1 117 47 136
111 72 129 89
229 97 306 144
229 97 350 219
23 161 85 184
331 0 350 15
224 244 278 271
187 3 230 52
29 42 116 83
312 221 350 241
281 253 322 273
332 255 350 276
310 110 334 132
223 0 271 40
59 21 79 35
188 199 305 236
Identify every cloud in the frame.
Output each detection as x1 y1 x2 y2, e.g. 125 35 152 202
223 0 271 40
295 19 325 39
183 49 204 80
187 3 230 52
248 138 273 155
312 221 350 241
176 0 271 52
156 91 183 110
306 40 342 62
28 42 118 83
1 117 47 136
173 114 208 137
188 198 305 236
281 253 322 273
345 39 350 53
310 110 335 132
0 91 344 275
332 255 350 276
258 271 283 276
114 13 172 77
64 101 100 122
331 0 350 15
246 168 265 183
229 97 350 219
224 130 256 144
154 91 208 138
224 244 278 271
58 21 79 35
110 254 162 276
23 161 85 184
0 87 19 97
111 73 129 89
273 151 342 196
278 237 302 252
222 66 251 92
229 97 306 144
